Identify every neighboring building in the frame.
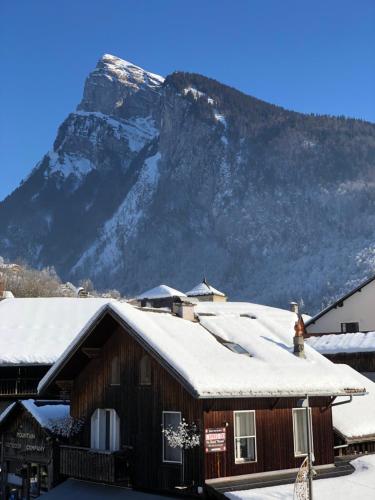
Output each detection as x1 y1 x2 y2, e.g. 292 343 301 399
306 275 375 380
331 366 375 456
135 284 186 309
306 274 375 335
0 297 111 400
186 278 227 302
37 300 363 494
0 400 70 498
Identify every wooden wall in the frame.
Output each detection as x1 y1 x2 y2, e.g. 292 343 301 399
69 315 335 491
202 397 333 480
70 321 203 490
324 352 375 372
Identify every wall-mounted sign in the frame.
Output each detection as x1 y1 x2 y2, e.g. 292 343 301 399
205 427 226 453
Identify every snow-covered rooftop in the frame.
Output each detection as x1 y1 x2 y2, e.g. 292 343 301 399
333 367 375 442
0 297 111 365
0 400 70 433
136 284 186 300
306 331 375 354
39 301 365 398
186 280 225 297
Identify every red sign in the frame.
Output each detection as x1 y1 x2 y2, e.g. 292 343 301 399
205 427 226 453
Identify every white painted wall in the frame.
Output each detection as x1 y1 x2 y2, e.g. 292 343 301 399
307 279 375 334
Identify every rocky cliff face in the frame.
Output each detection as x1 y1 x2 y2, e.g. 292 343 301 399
1 54 375 312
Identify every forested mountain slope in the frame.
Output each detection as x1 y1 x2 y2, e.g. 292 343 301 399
1 54 375 312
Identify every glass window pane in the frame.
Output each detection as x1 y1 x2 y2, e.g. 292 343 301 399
235 412 254 437
163 412 182 462
235 437 256 461
293 409 313 456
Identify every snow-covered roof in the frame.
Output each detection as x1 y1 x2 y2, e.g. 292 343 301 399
0 399 70 433
186 280 225 297
0 297 111 365
136 284 186 300
39 301 365 398
306 331 375 354
332 367 375 442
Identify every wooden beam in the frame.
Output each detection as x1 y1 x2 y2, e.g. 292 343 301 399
81 347 101 359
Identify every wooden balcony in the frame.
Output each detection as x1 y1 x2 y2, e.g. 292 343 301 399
59 445 132 484
0 378 39 396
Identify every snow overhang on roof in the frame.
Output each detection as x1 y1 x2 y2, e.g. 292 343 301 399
332 366 375 442
38 301 366 399
306 331 375 355
0 297 112 365
136 284 186 300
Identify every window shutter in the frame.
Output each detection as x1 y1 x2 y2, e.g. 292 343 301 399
98 409 107 450
110 410 120 451
90 409 99 449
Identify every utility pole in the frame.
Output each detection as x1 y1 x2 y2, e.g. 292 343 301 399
305 395 313 500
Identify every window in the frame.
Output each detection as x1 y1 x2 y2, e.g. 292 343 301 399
223 342 252 356
139 355 152 385
292 408 314 457
162 411 182 463
90 409 120 451
110 355 120 385
341 322 359 333
234 411 257 463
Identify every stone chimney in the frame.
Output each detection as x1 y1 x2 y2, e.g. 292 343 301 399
290 301 299 314
172 297 198 321
293 315 306 358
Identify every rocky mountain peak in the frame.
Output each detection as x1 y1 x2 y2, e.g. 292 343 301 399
1 55 375 312
78 54 164 117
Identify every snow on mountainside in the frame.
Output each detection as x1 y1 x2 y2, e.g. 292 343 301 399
1 54 375 313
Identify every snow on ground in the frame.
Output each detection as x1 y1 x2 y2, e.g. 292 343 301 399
225 455 375 500
306 331 375 354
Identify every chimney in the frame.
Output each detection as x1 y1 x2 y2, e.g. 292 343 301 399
290 301 299 314
172 297 198 321
293 315 306 358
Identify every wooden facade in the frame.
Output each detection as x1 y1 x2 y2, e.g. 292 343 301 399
0 365 51 400
0 406 61 499
47 311 336 493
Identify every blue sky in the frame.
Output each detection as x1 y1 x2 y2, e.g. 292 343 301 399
1 0 374 200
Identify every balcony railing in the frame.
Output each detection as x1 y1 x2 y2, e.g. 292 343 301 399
60 445 132 484
0 378 39 396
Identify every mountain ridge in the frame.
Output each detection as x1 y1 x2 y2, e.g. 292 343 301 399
1 54 375 313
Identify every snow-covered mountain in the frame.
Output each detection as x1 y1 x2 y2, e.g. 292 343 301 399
1 54 375 313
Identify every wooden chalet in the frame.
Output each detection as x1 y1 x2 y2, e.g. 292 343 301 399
37 300 364 495
0 400 69 499
0 297 111 401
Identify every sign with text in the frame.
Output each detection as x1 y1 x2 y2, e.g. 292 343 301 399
205 427 226 453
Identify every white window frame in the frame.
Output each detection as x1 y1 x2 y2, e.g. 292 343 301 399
341 322 359 333
162 411 182 464
233 410 257 464
292 408 314 457
90 408 120 452
110 355 121 386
